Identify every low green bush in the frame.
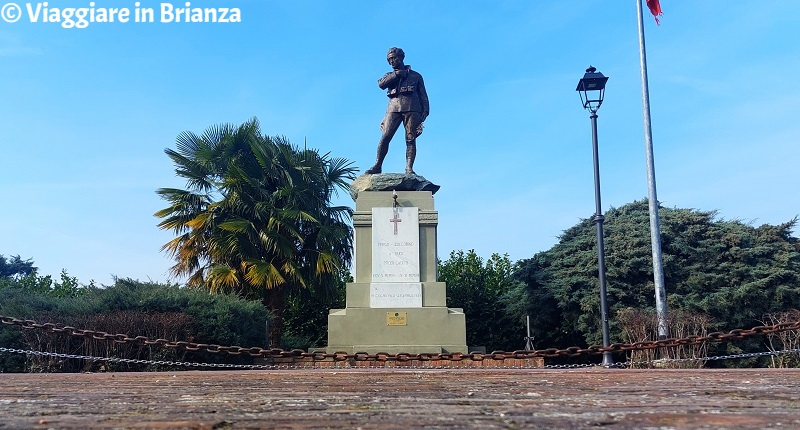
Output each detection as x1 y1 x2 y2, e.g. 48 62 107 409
0 278 270 372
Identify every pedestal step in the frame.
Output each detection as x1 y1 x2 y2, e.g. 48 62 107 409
327 307 466 354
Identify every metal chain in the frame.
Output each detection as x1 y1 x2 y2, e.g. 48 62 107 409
619 348 800 368
2 315 799 363
0 347 280 370
2 346 798 370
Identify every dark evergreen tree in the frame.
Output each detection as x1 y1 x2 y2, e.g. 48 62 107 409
0 255 36 280
512 200 800 349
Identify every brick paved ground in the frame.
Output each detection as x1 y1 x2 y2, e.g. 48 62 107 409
1 368 799 429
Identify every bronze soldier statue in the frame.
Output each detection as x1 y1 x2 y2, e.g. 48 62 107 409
365 47 429 175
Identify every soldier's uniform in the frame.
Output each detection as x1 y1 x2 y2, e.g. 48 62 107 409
378 66 429 147
366 60 429 175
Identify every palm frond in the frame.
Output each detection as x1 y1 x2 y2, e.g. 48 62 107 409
314 251 340 275
218 218 252 233
174 130 202 158
185 270 207 289
244 260 286 289
164 149 216 192
186 212 213 229
207 264 240 293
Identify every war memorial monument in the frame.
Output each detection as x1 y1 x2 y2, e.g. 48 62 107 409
326 48 468 354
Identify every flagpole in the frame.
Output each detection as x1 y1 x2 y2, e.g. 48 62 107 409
636 0 669 340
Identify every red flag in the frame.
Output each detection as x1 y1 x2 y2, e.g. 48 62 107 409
646 0 663 25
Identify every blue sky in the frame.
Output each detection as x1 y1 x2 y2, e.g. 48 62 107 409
1 1 798 286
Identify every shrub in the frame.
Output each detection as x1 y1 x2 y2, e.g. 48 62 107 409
0 278 270 372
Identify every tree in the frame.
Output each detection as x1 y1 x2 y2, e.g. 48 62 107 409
281 266 350 350
513 200 800 351
0 254 88 298
155 118 356 346
438 250 522 351
507 253 562 349
0 255 36 280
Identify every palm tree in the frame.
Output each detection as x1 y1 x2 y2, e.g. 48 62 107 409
155 118 356 345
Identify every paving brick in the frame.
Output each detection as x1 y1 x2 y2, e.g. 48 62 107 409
1 368 799 429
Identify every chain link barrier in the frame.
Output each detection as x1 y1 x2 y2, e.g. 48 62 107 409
623 348 800 368
0 347 280 370
2 346 799 370
2 315 799 367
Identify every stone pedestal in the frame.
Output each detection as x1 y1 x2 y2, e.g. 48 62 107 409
327 189 467 354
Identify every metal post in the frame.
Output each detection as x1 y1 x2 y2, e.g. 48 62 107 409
265 318 271 348
525 315 534 351
590 112 614 367
636 0 669 339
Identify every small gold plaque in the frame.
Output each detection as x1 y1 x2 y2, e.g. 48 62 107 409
387 312 408 326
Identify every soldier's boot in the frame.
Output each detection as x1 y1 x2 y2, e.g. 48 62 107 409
365 142 389 174
405 141 416 175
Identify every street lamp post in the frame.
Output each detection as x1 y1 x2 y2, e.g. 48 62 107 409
576 66 614 367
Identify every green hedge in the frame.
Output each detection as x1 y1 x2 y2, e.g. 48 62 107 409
0 278 270 372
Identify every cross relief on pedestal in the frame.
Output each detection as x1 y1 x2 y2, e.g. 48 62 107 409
389 210 402 235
